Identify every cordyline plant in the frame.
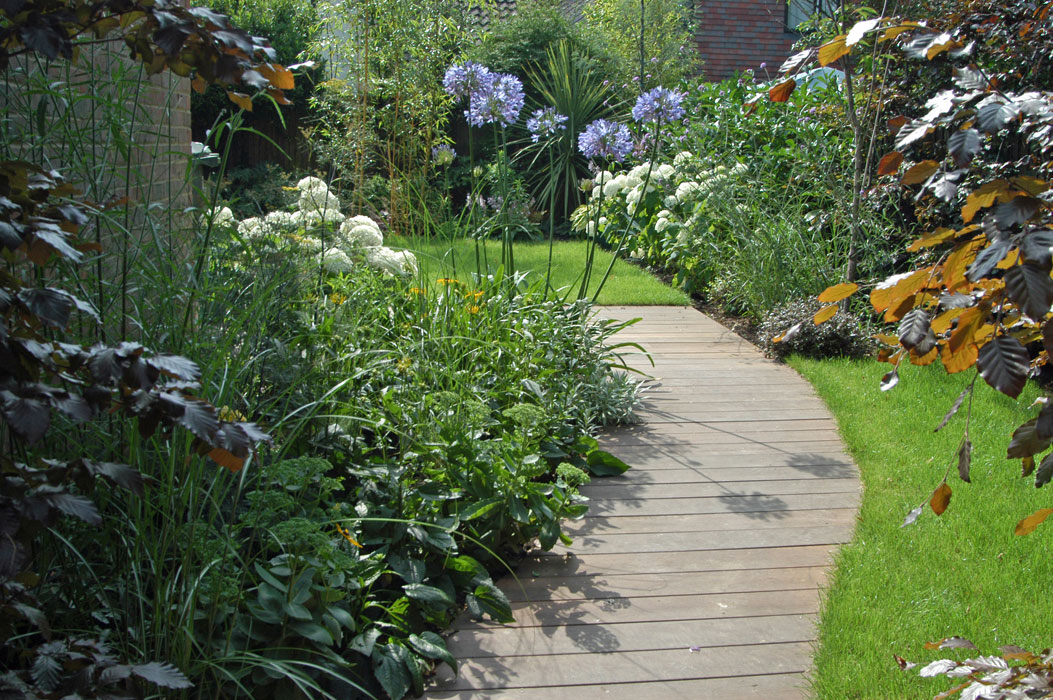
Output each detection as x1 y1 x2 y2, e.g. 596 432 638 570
773 1 1053 534
0 0 294 694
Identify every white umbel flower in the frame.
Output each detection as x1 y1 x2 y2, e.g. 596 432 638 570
339 219 383 248
321 247 354 274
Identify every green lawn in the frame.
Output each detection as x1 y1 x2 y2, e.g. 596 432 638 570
400 236 690 306
790 357 1052 699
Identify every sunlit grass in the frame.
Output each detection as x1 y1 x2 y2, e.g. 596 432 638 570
400 236 690 306
790 356 1052 699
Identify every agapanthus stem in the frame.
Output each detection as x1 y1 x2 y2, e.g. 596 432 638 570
544 147 556 296
592 120 662 303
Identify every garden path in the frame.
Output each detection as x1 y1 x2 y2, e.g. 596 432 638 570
426 305 860 699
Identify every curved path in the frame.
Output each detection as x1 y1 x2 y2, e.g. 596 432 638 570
427 305 860 699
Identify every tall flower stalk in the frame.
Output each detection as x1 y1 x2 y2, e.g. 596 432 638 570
527 106 568 294
575 117 633 299
591 86 685 303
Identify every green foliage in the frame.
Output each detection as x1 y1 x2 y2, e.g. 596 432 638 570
581 0 699 95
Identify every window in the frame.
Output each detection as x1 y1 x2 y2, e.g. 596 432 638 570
786 0 837 31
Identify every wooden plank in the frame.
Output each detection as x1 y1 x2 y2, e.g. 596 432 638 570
499 566 830 602
585 477 859 500
581 492 858 517
522 546 836 577
611 464 857 483
459 588 821 630
553 525 851 555
605 418 842 435
429 642 812 690
428 673 807 699
566 508 858 535
445 614 816 658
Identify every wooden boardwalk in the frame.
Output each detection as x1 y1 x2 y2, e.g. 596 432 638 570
427 305 860 699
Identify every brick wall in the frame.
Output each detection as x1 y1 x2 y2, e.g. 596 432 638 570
695 0 798 81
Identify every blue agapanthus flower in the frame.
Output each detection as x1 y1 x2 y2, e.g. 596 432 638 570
577 119 633 161
631 86 687 124
432 144 456 166
443 61 493 98
466 72 524 127
526 107 569 143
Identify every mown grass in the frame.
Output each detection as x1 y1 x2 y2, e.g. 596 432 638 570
790 356 1053 699
401 236 690 305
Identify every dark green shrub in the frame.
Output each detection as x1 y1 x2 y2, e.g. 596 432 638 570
760 298 873 361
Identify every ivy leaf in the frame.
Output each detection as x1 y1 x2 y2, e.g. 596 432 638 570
1015 508 1053 535
976 336 1029 398
131 662 193 689
930 482 952 516
1004 263 1053 321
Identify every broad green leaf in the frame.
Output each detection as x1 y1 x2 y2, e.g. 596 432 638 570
470 583 514 623
403 583 454 607
290 621 334 646
408 631 458 672
373 644 411 700
586 449 631 476
459 497 502 521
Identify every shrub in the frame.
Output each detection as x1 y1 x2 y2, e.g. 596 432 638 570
760 298 873 361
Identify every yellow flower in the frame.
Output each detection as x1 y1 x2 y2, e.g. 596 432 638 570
335 524 361 548
281 185 299 191
329 292 347 305
437 278 461 286
467 305 480 314
409 287 426 295
218 406 246 421
396 356 413 371
464 289 484 300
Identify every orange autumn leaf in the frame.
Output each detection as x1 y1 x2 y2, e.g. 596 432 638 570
817 282 859 304
769 78 797 102
962 179 1009 222
819 36 850 66
907 227 955 252
814 304 839 325
878 151 904 176
227 91 253 111
942 237 984 290
871 268 933 313
941 340 978 373
901 160 940 185
930 481 952 515
1015 508 1053 536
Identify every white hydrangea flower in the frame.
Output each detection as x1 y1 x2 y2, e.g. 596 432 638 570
585 220 597 237
730 162 748 176
657 209 673 219
296 176 328 193
673 151 694 167
209 206 235 227
367 246 417 277
664 195 678 209
264 210 297 233
345 215 382 233
321 247 354 274
299 189 344 224
675 181 702 203
289 234 323 253
237 217 264 239
655 163 675 179
655 217 674 233
603 175 627 198
629 163 651 180
676 229 692 245
339 220 383 249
